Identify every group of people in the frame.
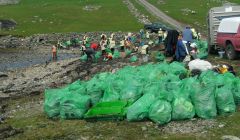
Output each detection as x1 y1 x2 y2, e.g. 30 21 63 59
164 26 201 63
51 26 200 62
78 31 151 61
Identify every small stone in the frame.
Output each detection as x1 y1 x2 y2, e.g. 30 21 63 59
141 126 147 131
219 124 225 128
221 135 240 140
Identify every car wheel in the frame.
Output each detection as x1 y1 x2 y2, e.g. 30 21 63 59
226 43 237 60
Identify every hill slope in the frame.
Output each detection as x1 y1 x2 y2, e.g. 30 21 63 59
0 0 142 36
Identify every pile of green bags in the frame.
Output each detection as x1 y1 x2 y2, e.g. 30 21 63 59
44 62 239 125
195 40 208 59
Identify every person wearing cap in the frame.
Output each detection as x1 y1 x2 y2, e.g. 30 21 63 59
158 28 164 43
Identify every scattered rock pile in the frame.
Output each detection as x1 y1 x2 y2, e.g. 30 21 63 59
83 5 102 11
181 8 197 15
0 125 23 139
0 32 138 48
0 0 20 5
0 56 144 99
157 0 166 5
123 0 151 24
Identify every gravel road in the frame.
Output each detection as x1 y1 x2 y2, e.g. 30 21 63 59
138 0 185 31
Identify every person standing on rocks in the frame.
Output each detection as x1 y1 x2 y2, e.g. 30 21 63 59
108 33 116 54
52 45 57 61
100 34 107 55
158 28 164 43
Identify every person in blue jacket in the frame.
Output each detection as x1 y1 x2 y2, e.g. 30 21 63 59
182 26 193 47
175 34 187 62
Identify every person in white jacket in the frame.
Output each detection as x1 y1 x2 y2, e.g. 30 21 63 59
108 33 116 53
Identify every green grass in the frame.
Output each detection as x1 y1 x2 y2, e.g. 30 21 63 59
0 0 142 36
148 0 240 31
4 94 240 140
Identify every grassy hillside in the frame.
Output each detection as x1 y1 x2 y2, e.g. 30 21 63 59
0 0 142 36
148 0 240 31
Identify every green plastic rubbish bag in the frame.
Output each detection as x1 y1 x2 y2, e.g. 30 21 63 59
125 49 132 56
130 55 138 62
68 80 81 91
44 88 68 118
215 85 236 114
85 79 104 106
95 51 102 59
232 78 240 105
60 93 91 119
106 48 112 53
172 97 195 120
148 100 172 125
155 52 165 62
169 62 187 76
113 50 120 59
191 85 217 119
68 80 86 95
195 40 208 59
127 93 157 121
120 80 143 102
101 86 120 102
80 54 87 61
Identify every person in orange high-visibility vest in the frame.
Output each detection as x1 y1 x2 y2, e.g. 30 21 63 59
52 45 57 61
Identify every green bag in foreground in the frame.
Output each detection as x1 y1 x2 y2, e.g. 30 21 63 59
191 86 217 119
60 93 91 119
232 79 240 105
148 100 172 124
172 97 195 120
215 85 236 115
127 93 157 121
44 88 68 118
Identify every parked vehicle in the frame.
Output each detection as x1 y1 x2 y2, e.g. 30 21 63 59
207 5 240 59
144 22 170 33
216 17 240 59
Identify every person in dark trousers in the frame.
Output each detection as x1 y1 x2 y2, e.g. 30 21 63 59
85 47 95 62
175 34 187 62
